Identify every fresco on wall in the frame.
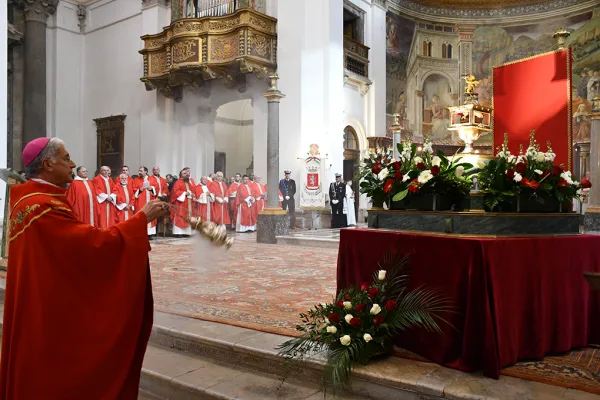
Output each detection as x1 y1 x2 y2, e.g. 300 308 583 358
386 9 600 147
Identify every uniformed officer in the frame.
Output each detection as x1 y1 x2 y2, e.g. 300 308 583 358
329 173 347 228
279 170 296 229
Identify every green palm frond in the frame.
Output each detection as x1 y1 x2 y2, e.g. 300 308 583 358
389 288 454 334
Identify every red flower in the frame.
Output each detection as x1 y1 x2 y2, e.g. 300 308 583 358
384 178 395 193
372 164 382 175
417 162 425 170
552 165 563 176
360 282 369 292
349 317 362 327
394 170 403 180
408 178 419 193
520 178 539 190
516 162 527 174
557 178 569 188
431 165 441 176
354 304 365 313
336 300 344 308
582 177 592 189
373 315 384 326
344 294 351 301
367 287 380 298
506 168 515 180
393 161 402 171
328 313 341 323
385 300 397 311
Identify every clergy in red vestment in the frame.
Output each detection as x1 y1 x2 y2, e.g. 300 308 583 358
236 175 257 232
66 166 97 227
210 171 231 228
113 173 135 222
227 173 241 229
0 137 168 399
133 166 159 236
252 175 267 219
170 167 197 236
195 176 214 222
114 165 134 187
93 165 118 228
152 166 169 201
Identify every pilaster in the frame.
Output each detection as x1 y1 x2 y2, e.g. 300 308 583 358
583 113 600 232
455 24 476 104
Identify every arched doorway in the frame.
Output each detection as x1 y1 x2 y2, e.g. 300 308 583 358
343 126 359 222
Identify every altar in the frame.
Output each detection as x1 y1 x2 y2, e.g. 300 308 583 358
337 228 600 378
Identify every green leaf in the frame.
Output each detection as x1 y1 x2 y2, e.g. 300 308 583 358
392 189 409 202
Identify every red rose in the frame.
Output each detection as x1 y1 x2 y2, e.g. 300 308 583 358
408 179 419 193
367 287 380 298
349 317 362 327
385 300 397 311
417 162 425 170
557 178 569 188
520 178 539 190
328 313 341 323
372 164 382 175
516 162 526 174
384 178 395 193
506 168 515 180
360 282 369 292
373 315 384 326
344 294 351 301
394 170 403 180
336 300 344 308
354 304 365 313
430 165 440 176
552 165 562 176
393 161 402 171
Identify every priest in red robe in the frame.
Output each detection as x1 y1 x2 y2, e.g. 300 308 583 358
0 137 168 399
114 165 134 187
195 176 214 222
93 166 117 228
227 173 241 229
113 173 135 222
152 166 169 200
133 166 159 237
252 175 267 219
235 175 257 232
170 167 197 236
66 166 97 226
210 171 231 228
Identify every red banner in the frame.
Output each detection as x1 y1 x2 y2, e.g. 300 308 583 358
493 49 572 170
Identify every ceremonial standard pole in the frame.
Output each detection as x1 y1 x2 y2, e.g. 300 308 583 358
257 73 289 244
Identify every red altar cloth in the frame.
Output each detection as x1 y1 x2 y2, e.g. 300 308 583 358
337 229 600 378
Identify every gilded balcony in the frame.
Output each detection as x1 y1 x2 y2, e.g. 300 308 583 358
139 7 277 101
343 36 369 78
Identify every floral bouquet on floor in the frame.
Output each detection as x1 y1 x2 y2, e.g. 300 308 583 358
277 251 451 390
357 148 394 207
477 131 582 212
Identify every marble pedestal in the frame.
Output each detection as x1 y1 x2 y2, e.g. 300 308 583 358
584 206 600 233
296 208 332 230
257 209 289 244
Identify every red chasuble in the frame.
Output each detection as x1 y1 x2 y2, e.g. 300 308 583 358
227 182 240 226
113 183 135 222
0 180 153 400
133 176 158 228
194 184 213 222
170 178 197 228
66 177 97 227
154 176 169 199
252 183 267 219
210 180 231 226
236 183 257 229
92 175 117 228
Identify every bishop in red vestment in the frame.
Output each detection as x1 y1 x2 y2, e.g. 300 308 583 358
195 176 214 222
210 171 231 228
113 173 135 222
252 175 267 219
93 166 118 228
170 167 197 236
133 167 159 236
235 175 257 232
0 137 168 400
227 173 241 229
66 166 97 226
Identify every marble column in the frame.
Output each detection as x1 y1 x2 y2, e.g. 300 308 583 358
15 0 58 147
455 24 477 104
583 113 600 232
257 73 289 244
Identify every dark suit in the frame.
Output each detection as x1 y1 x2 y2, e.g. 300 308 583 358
279 178 296 228
329 181 347 228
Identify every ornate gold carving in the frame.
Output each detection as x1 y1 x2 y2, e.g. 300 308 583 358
248 15 273 32
209 17 241 31
146 37 165 49
172 40 197 63
210 35 239 61
151 52 167 75
248 31 269 58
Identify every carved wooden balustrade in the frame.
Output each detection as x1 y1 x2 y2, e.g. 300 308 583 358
343 36 369 78
140 7 277 101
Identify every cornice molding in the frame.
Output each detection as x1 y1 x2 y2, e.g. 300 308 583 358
215 116 254 126
14 0 59 23
373 0 388 10
142 0 169 7
388 0 598 25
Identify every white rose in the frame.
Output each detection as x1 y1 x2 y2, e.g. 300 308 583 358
340 335 351 346
413 156 423 164
534 169 543 175
370 304 382 315
327 326 337 334
363 333 373 343
431 156 441 167
507 155 516 164
513 173 522 182
345 314 354 324
343 301 352 310
378 168 389 180
476 159 486 169
402 173 411 182
378 270 386 280
535 152 545 162
455 166 465 177
560 172 573 185
545 152 556 162
418 170 433 184
517 156 525 164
